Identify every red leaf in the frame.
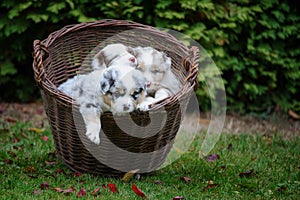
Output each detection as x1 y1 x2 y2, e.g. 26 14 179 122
77 188 86 197
202 183 218 192
91 187 101 195
40 182 49 190
180 176 191 183
239 169 255 177
132 183 146 198
173 196 185 200
42 136 49 141
204 154 220 162
56 169 64 174
107 183 118 193
12 137 20 143
72 172 82 177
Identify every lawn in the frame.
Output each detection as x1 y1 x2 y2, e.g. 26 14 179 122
0 120 299 199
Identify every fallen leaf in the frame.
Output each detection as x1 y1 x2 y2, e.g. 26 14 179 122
202 181 218 192
33 190 40 195
91 187 101 195
42 136 49 141
101 184 106 189
27 127 45 134
72 172 82 177
13 145 24 151
57 169 64 174
12 137 20 143
122 169 139 182
25 166 36 173
107 183 118 193
37 109 44 115
5 116 17 123
239 169 255 178
3 159 13 164
227 143 233 150
173 196 185 200
8 150 17 157
40 182 49 190
21 131 28 138
277 186 287 193
204 154 220 162
132 183 146 198
154 180 164 185
77 188 86 197
45 161 58 165
53 187 75 194
77 180 85 184
180 176 191 183
288 110 300 120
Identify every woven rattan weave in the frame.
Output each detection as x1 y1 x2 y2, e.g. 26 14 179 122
32 19 199 176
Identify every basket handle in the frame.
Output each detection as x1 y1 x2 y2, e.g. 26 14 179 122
33 40 49 83
183 46 200 90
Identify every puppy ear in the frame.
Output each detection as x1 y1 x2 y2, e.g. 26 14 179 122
127 46 135 55
93 50 108 69
129 46 142 58
99 68 118 94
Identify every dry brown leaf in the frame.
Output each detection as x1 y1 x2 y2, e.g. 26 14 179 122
289 110 300 120
121 169 139 182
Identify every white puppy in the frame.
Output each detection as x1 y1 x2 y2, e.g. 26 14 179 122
92 43 137 70
58 64 147 144
132 46 182 110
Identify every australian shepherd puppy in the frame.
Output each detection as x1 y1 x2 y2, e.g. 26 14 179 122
58 64 147 144
132 46 182 110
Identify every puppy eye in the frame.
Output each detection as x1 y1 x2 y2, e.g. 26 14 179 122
131 88 143 100
152 69 162 74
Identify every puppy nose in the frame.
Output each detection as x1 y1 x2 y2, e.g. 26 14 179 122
146 81 151 87
123 104 130 111
129 57 136 63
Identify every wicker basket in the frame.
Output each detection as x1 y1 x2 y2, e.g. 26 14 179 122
32 19 199 176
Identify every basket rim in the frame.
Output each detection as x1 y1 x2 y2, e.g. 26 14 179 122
32 19 199 110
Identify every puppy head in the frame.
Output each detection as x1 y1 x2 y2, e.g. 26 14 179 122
100 65 146 113
92 43 137 69
134 47 171 88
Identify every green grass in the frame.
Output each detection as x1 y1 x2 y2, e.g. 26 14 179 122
0 121 299 199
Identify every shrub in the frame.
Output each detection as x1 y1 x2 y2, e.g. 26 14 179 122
0 0 299 114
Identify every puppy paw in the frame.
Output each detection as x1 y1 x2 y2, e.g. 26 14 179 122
137 102 150 111
86 131 100 144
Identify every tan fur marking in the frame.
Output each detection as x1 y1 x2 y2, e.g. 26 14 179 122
102 95 112 107
137 62 146 72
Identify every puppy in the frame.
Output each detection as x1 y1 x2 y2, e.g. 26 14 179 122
132 46 182 110
58 64 147 144
92 43 137 70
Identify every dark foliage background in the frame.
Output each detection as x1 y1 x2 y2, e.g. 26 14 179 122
0 0 299 114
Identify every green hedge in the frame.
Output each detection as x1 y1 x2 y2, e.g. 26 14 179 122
1 0 299 114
